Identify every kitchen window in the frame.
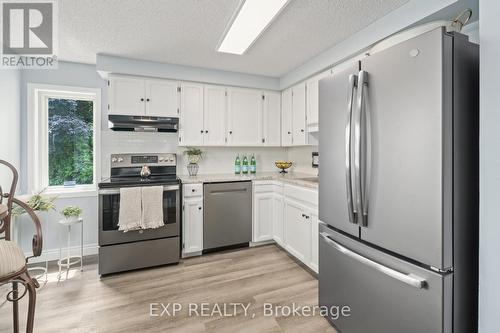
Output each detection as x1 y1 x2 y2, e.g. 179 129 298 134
27 84 101 197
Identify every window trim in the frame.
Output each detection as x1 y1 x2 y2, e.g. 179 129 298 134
27 83 101 197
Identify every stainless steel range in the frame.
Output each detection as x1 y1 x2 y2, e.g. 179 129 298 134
98 153 180 275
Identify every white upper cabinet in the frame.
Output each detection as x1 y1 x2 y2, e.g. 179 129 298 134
306 70 331 132
262 91 281 146
203 85 227 146
292 82 307 145
108 75 180 117
145 79 179 117
227 88 262 146
281 88 293 146
179 82 204 146
108 76 146 115
108 73 284 147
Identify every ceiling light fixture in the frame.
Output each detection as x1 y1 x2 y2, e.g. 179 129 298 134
217 0 289 55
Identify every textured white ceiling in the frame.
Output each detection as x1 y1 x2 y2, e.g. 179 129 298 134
59 0 409 77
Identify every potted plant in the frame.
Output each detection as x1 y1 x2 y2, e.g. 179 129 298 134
60 206 82 222
12 190 57 217
183 147 203 176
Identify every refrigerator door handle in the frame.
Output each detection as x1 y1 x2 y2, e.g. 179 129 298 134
320 232 427 289
345 74 358 224
354 70 369 226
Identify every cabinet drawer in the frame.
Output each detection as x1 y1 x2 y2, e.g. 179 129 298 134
183 183 203 197
284 184 318 206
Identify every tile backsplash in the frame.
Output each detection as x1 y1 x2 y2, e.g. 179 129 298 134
100 130 289 178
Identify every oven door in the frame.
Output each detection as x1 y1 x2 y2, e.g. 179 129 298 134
98 184 179 246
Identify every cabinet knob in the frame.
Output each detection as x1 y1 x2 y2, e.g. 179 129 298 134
229 131 233 135
200 130 204 133
192 189 195 192
198 206 202 210
146 98 150 102
301 129 305 133
140 98 144 102
288 131 291 134
205 130 208 133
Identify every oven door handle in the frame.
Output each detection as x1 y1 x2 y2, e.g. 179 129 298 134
98 184 179 195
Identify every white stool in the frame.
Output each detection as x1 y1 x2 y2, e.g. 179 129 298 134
57 217 83 280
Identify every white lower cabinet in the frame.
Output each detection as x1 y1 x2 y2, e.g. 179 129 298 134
284 198 312 263
309 212 319 272
253 190 274 242
252 181 318 272
182 184 203 256
272 191 284 246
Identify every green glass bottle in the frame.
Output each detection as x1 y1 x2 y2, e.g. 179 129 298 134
242 155 249 174
250 154 256 174
235 154 241 174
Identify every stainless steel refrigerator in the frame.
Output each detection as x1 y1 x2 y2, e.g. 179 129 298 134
318 28 479 333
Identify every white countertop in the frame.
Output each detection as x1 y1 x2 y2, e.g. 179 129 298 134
179 172 318 189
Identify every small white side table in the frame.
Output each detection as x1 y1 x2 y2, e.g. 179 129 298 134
57 217 83 280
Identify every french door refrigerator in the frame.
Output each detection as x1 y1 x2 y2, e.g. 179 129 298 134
318 28 478 333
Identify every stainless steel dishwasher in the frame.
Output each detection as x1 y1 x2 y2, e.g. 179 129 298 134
203 181 252 251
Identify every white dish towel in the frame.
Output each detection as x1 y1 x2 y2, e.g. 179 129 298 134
118 187 142 232
141 186 165 230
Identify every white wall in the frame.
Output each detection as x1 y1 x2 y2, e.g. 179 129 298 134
17 62 107 259
0 70 21 189
479 1 500 332
97 54 280 91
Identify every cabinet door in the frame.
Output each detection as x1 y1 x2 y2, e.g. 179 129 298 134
281 88 293 146
145 79 179 117
292 82 307 145
179 83 204 146
263 92 281 146
272 193 284 246
204 85 227 146
253 191 274 242
108 76 145 115
227 88 262 146
284 198 312 263
309 211 319 273
306 70 331 132
183 197 203 254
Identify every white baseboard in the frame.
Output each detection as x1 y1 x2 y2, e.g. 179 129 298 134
26 243 98 264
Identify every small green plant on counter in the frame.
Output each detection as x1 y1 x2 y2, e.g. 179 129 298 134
60 206 82 218
12 190 57 216
183 147 203 164
183 147 203 158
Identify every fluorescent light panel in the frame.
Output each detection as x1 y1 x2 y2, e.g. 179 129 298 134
217 0 289 55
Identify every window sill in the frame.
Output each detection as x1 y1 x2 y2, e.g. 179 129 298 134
43 187 98 199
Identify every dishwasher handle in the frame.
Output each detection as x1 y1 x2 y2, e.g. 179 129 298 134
208 188 248 195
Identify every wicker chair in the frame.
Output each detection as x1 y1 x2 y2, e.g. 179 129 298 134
0 160 43 333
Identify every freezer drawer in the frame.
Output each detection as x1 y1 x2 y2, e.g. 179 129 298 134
319 226 452 333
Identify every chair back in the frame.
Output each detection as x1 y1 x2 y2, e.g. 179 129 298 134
0 159 19 241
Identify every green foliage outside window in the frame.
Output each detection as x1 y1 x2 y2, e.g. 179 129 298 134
48 98 94 186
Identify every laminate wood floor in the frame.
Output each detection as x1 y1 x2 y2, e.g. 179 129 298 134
0 244 336 333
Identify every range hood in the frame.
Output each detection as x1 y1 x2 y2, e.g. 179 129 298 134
108 115 178 132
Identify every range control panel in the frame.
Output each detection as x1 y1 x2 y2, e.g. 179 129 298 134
110 153 177 168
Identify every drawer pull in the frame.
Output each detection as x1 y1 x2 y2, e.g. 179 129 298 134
320 233 427 289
